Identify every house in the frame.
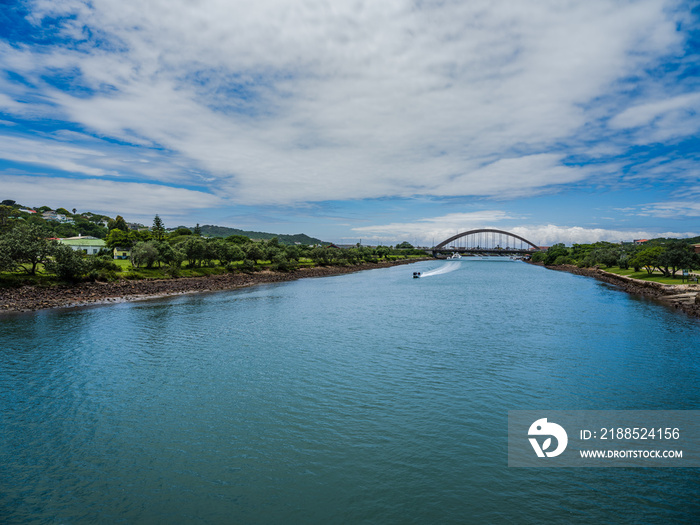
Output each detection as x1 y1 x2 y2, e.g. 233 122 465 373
58 236 106 255
693 244 700 254
113 246 131 260
43 211 74 224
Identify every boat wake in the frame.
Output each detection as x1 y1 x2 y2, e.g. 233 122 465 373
418 261 461 278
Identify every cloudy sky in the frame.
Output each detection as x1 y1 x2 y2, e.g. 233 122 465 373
1 0 699 245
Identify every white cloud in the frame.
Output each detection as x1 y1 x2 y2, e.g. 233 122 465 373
0 0 690 206
609 92 700 143
352 210 520 243
509 225 696 246
640 200 700 218
0 134 111 177
352 212 698 246
0 132 205 186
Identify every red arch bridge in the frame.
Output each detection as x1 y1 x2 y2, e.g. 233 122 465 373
431 229 541 257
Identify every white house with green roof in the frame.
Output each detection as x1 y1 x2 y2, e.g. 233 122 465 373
58 236 106 255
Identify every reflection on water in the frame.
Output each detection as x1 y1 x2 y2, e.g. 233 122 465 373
1 262 699 523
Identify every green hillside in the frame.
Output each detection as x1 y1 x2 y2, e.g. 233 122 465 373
198 225 326 245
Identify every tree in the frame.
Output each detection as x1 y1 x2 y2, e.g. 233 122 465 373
182 236 207 267
375 245 391 258
310 246 335 265
618 253 630 270
130 241 159 268
228 244 245 263
396 241 414 249
0 223 56 275
226 234 249 245
201 240 218 267
107 215 129 232
0 245 13 272
0 205 13 230
154 242 184 274
271 252 297 272
285 245 300 260
594 247 620 268
104 229 132 250
193 223 202 236
244 242 265 263
174 227 192 236
264 242 281 262
214 240 244 265
658 242 698 277
73 216 108 238
544 243 569 265
45 244 89 282
152 215 166 241
630 246 664 275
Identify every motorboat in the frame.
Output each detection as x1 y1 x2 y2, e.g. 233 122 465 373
413 271 421 278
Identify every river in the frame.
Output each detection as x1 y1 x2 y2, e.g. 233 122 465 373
1 260 698 523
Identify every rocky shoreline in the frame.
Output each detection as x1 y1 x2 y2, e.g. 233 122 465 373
0 258 427 314
539 263 700 320
4 259 699 319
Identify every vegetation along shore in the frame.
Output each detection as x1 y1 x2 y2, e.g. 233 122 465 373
0 200 428 313
528 238 700 320
2 200 699 317
0 259 426 314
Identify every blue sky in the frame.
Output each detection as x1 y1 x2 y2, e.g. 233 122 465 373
1 0 699 245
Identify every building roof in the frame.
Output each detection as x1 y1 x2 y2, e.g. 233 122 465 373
58 238 105 247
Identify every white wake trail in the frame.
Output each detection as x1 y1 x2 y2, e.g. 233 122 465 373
418 261 461 278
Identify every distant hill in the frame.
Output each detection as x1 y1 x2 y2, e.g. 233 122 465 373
198 225 326 245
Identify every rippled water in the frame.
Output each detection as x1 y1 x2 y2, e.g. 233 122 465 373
1 261 699 523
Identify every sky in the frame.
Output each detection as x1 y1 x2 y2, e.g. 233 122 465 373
1 0 699 246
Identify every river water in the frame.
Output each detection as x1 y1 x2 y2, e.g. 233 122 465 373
1 261 698 523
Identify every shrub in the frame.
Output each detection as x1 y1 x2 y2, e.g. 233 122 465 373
241 259 257 273
271 254 297 272
86 269 119 282
163 264 181 278
45 245 89 282
530 251 546 263
90 256 120 273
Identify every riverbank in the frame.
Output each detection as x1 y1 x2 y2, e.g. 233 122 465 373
537 263 700 320
0 258 428 314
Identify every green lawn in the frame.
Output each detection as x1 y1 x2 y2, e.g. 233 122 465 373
602 266 695 285
0 270 61 288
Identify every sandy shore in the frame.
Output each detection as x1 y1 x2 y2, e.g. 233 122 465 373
0 259 428 314
538 263 700 320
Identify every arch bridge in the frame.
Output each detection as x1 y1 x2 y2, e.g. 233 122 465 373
432 229 540 257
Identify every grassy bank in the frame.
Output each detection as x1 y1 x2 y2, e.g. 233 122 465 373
600 266 696 285
1 254 429 287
